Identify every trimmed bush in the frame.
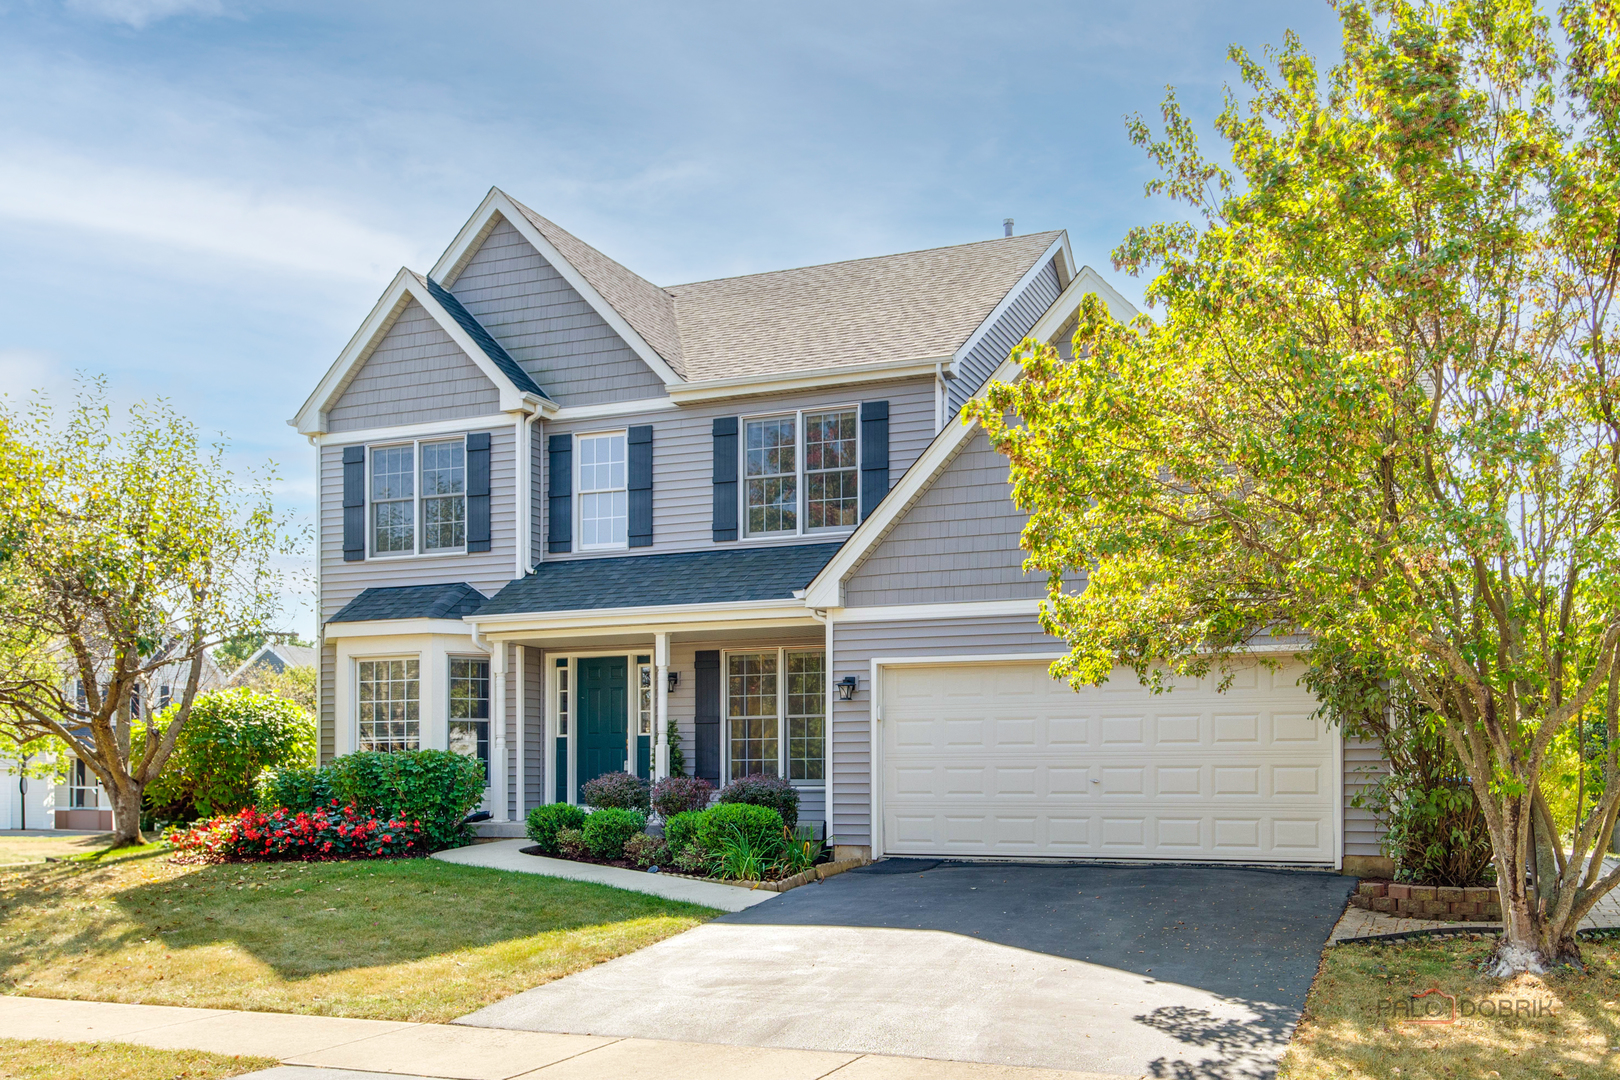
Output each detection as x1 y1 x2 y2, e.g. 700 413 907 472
716 773 799 832
583 807 645 859
526 802 587 854
663 809 704 856
581 771 651 811
142 688 315 821
555 827 588 860
255 750 485 852
256 765 331 814
651 775 713 818
623 832 669 868
695 803 785 858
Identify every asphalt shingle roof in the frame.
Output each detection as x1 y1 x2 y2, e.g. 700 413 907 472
416 272 549 399
477 543 842 617
328 583 489 624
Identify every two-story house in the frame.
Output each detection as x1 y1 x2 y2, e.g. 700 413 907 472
293 188 1384 870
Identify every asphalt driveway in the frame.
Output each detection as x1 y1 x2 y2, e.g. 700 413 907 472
459 860 1355 1078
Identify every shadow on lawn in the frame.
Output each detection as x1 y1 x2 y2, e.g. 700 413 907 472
0 855 710 982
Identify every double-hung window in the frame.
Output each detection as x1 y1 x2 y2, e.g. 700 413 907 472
357 658 419 752
370 438 466 556
68 758 99 809
448 658 490 782
743 409 858 537
577 432 627 548
725 648 827 782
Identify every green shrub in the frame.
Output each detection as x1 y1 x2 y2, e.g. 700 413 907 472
716 773 799 832
319 750 485 851
141 688 315 821
581 770 651 811
526 803 587 854
623 831 669 867
695 803 785 858
673 844 711 875
583 807 646 859
664 809 704 855
713 827 772 880
555 827 588 860
256 765 331 813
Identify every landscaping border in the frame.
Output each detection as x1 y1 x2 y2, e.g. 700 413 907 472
1334 924 1620 946
660 856 870 893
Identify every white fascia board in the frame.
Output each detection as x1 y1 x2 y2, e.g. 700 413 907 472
665 357 950 404
324 618 478 640
465 598 813 634
314 413 524 447
550 396 680 423
431 188 684 388
291 269 541 436
951 233 1070 369
1035 265 1140 344
828 598 1043 622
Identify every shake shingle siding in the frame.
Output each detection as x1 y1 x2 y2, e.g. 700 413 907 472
947 258 1063 415
843 428 1045 607
449 217 667 406
328 298 503 432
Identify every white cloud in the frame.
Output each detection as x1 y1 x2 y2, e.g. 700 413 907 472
0 149 422 281
63 0 223 30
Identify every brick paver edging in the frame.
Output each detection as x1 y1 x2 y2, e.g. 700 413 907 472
1350 880 1500 921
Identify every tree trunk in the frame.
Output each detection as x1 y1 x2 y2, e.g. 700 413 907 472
108 779 146 847
1487 810 1582 975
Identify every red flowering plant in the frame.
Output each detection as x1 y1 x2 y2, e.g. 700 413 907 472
168 800 425 863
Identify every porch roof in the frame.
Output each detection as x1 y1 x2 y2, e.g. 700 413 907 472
327 582 488 624
478 543 842 616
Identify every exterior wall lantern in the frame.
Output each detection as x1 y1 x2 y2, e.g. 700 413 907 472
667 670 680 692
836 675 859 702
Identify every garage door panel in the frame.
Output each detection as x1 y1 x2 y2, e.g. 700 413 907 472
881 661 1335 863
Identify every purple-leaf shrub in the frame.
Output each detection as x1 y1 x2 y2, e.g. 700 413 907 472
651 775 713 818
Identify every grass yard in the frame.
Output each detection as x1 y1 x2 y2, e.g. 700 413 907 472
0 1038 274 1080
1279 935 1620 1079
0 844 716 1022
0 835 114 866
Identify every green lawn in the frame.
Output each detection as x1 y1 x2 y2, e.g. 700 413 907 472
1279 936 1620 1079
0 834 114 867
0 845 716 1022
0 1038 274 1080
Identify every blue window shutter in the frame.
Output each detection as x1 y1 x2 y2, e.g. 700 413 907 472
548 434 572 554
466 433 491 553
712 417 738 542
860 400 889 520
342 446 366 562
694 650 721 784
627 425 653 548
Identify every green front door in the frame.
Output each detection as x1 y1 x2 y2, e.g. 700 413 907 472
575 656 628 799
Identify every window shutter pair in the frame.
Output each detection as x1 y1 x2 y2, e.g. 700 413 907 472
466 433 492 553
548 427 654 553
707 401 889 538
694 650 721 785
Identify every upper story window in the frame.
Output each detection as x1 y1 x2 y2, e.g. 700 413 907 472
578 432 627 549
744 408 858 538
370 438 466 556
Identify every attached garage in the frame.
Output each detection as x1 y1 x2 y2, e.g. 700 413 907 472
875 658 1339 864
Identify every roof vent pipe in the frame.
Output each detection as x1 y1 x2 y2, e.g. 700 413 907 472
1003 218 1014 237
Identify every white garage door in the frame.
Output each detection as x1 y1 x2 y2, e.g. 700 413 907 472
879 660 1337 863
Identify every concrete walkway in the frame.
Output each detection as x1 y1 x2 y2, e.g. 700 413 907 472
0 996 1131 1080
431 839 777 913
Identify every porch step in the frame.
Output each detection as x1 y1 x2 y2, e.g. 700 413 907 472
471 820 528 841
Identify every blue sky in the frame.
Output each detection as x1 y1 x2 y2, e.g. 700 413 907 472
0 0 1344 635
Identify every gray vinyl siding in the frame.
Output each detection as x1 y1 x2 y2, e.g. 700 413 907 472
843 427 1043 606
449 216 668 407
536 376 935 559
947 258 1063 415
319 642 336 765
318 426 520 622
327 298 502 432
1344 735 1389 858
829 613 1062 848
523 646 543 818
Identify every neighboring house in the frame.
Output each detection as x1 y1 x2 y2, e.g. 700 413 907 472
292 187 1384 870
230 642 320 683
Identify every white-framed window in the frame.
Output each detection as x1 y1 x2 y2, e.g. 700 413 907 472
637 656 654 737
724 648 827 783
356 658 420 752
742 408 859 538
554 657 570 738
577 431 627 549
448 657 490 782
369 437 467 557
68 758 99 809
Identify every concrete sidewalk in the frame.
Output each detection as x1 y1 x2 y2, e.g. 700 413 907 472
0 996 1134 1080
431 839 777 913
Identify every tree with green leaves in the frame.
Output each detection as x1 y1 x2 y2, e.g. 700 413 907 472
970 0 1620 974
0 382 291 846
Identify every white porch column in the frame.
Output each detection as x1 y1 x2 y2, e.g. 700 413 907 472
514 646 525 819
492 640 509 821
654 631 670 781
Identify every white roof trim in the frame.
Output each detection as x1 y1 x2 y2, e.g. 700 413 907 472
289 268 545 435
802 260 1135 608
951 233 1070 368
465 597 814 633
324 618 478 640
429 188 685 387
665 356 953 404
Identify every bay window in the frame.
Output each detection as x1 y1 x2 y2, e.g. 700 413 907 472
357 658 419 752
448 657 490 780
